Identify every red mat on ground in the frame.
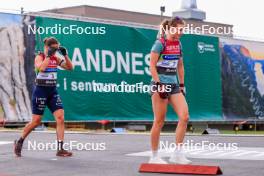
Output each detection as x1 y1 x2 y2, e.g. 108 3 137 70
139 163 222 175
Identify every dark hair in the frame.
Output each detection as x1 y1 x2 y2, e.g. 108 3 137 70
43 37 59 47
160 17 185 38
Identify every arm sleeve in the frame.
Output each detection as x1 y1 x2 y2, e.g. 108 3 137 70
151 40 163 54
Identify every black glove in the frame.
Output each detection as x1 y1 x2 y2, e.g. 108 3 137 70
47 47 57 57
59 46 68 56
180 83 186 96
156 82 169 99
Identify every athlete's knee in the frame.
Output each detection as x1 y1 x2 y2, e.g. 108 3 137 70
178 111 189 123
56 115 64 124
30 117 41 127
154 118 165 129
55 110 64 124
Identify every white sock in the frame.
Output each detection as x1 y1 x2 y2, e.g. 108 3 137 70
174 145 183 155
152 150 158 158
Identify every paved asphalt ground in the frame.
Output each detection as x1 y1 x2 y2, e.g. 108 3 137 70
0 131 264 176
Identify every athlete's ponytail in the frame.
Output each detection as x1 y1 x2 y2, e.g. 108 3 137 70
160 19 169 39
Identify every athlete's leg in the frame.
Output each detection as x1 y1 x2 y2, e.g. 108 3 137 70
22 86 46 139
14 86 46 157
168 93 191 164
169 93 189 145
151 92 168 151
22 114 42 139
14 114 42 157
149 92 168 163
53 109 65 141
48 90 72 156
53 109 72 157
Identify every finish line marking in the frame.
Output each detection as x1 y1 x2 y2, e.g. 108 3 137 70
0 141 13 146
127 147 264 160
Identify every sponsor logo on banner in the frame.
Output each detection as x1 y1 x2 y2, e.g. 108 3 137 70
198 42 216 53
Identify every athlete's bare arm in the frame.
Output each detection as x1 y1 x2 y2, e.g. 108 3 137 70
56 55 74 70
35 55 50 72
150 51 160 83
177 58 184 84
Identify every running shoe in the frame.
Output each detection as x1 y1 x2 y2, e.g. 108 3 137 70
148 156 167 164
14 140 23 157
169 153 192 164
56 149 73 157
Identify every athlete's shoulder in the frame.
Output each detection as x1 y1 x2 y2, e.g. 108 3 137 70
151 39 164 53
36 52 45 59
158 37 165 42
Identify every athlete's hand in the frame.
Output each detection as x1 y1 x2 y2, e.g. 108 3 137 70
156 82 169 99
47 47 57 57
59 46 68 56
180 84 186 96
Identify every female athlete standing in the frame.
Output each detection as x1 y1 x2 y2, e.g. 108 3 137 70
149 17 191 164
